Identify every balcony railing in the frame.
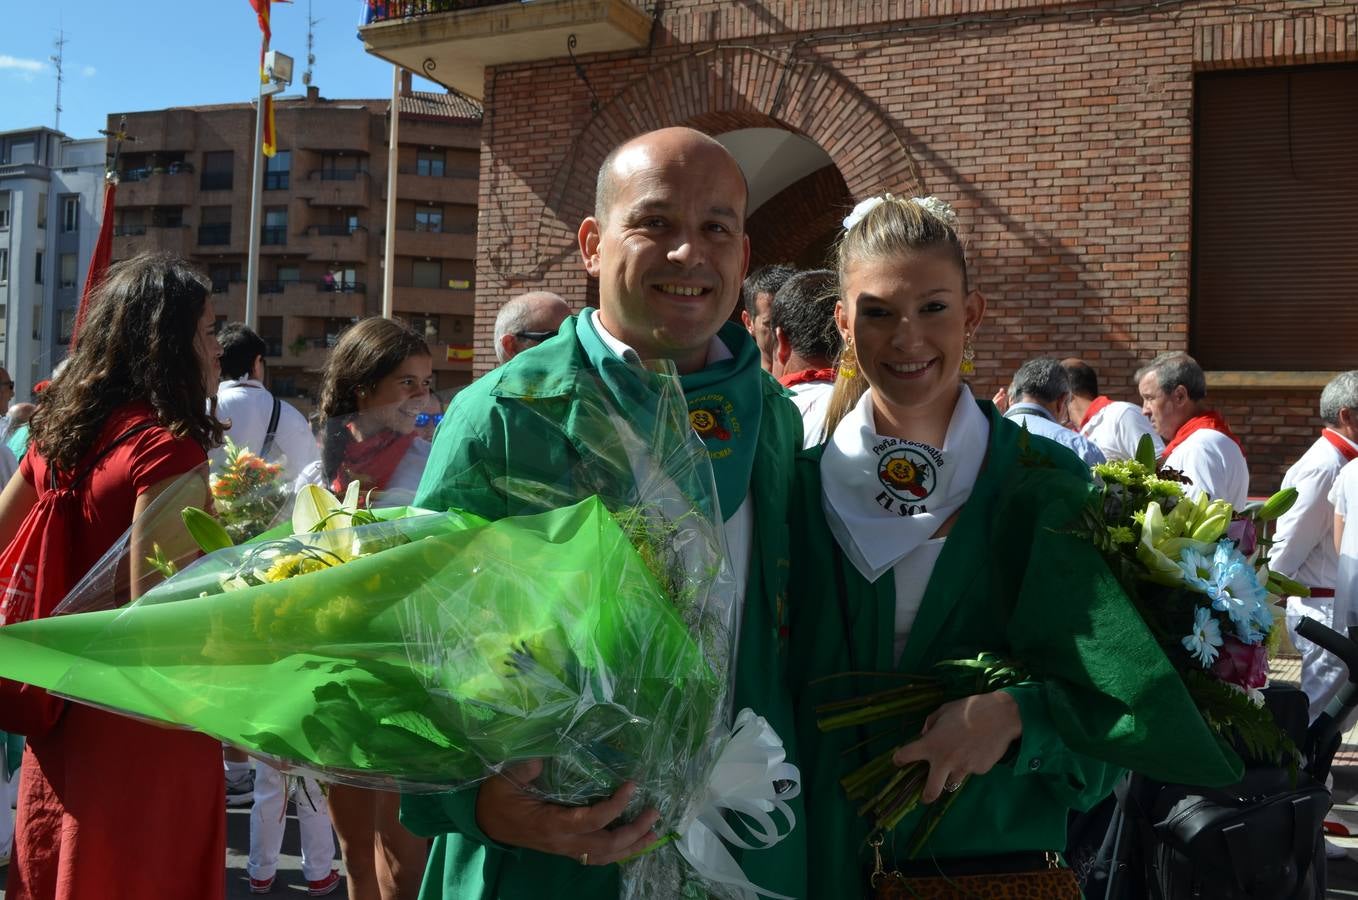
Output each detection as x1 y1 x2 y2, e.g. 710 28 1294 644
318 280 366 294
363 0 512 23
200 171 234 191
114 224 148 237
310 224 362 236
120 162 195 182
264 172 291 191
397 165 478 179
258 280 287 294
261 226 288 246
198 224 232 246
211 278 242 294
309 170 366 181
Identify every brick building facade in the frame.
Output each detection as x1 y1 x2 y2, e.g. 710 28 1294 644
108 82 483 408
362 0 1358 491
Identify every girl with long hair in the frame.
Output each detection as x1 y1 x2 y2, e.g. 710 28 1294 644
296 316 433 900
788 197 1228 897
0 252 226 900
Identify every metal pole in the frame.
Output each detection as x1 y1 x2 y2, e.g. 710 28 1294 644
245 86 267 330
382 65 400 320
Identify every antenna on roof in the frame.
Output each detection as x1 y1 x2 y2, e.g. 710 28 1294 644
303 0 319 88
51 29 67 132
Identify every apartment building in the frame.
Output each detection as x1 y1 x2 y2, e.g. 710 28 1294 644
108 78 481 408
0 128 106 398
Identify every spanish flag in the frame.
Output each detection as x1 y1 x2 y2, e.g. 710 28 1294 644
447 345 475 362
248 0 286 157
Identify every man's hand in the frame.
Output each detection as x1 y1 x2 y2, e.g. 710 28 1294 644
991 389 1009 413
475 759 662 866
891 692 1022 804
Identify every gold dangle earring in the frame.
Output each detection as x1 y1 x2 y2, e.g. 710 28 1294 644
838 337 857 379
960 332 976 376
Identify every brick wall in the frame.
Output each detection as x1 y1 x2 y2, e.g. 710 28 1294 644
470 0 1358 491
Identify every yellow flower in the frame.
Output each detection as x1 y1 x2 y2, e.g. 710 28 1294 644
262 552 331 583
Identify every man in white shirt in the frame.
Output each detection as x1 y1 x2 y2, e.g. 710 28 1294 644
1003 357 1105 467
1062 358 1163 461
1274 372 1358 721
212 323 319 484
770 268 839 448
741 264 796 373
493 291 571 365
1136 351 1247 506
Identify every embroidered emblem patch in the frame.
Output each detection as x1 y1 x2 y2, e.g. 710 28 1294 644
874 439 943 515
688 393 739 458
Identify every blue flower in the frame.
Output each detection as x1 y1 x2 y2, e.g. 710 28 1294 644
1182 606 1224 667
1203 543 1269 640
1177 547 1214 593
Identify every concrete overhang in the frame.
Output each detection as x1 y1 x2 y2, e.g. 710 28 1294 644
359 0 652 100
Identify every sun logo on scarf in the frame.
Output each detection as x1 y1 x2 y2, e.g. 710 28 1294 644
877 446 937 504
689 407 731 441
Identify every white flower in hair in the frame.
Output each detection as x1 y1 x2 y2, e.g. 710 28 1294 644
842 195 889 232
910 196 959 228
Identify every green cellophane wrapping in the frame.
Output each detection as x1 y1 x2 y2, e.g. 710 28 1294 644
0 497 722 820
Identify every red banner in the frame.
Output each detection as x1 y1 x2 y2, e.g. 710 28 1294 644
71 178 117 349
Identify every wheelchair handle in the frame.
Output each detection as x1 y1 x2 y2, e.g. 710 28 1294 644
1296 618 1358 680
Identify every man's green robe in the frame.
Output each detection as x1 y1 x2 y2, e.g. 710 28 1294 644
788 401 1241 897
403 316 807 899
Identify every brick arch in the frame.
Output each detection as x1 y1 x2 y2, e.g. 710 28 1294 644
555 46 921 233
746 164 852 269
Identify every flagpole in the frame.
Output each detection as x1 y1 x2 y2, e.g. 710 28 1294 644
245 84 267 331
382 65 400 321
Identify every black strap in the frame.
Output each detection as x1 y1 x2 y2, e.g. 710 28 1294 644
260 397 282 459
49 422 157 493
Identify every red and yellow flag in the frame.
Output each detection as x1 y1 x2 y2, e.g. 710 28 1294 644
248 0 288 157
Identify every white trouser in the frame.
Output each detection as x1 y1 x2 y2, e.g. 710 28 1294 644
1286 594 1350 722
0 740 15 858
248 761 336 881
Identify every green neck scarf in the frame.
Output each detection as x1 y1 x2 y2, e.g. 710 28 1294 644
576 309 762 521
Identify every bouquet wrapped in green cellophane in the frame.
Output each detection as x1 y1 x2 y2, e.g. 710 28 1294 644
0 497 722 812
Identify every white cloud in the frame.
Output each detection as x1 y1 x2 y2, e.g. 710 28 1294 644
0 55 46 75
82 65 96 77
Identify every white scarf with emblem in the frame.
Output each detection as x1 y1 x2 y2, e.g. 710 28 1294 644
821 385 989 583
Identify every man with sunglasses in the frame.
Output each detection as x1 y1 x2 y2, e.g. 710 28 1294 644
492 291 571 365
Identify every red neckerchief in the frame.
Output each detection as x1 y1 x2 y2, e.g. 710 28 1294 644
1162 411 1244 460
778 367 837 389
1078 395 1113 431
332 429 418 500
1323 429 1358 463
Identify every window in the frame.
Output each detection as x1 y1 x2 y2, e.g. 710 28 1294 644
208 263 240 293
416 150 445 177
1 193 13 229
36 193 46 229
34 251 43 284
409 315 440 342
201 151 234 191
58 309 76 345
262 207 287 245
32 304 42 340
276 265 300 284
59 253 77 289
265 150 291 191
199 206 231 246
1192 65 1358 370
0 248 8 283
414 207 443 233
9 141 34 165
318 154 359 180
151 207 184 228
258 316 284 357
62 196 79 232
412 260 441 289
323 267 358 292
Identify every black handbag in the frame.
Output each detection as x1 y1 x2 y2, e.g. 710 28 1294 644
1118 766 1328 900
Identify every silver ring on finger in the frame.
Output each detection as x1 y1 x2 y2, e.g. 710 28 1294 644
944 780 962 793
578 851 590 866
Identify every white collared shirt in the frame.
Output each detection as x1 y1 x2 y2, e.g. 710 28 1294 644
789 380 835 449
1004 402 1106 467
213 378 320 484
1081 400 1163 462
1165 429 1249 508
1272 432 1358 592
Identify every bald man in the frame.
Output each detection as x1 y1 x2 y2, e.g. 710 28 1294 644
493 291 571 364
405 128 805 900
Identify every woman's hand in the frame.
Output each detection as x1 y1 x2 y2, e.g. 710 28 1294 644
891 691 1022 803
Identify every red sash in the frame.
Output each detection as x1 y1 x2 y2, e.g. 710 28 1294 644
1322 429 1358 463
1078 395 1113 431
778 367 836 389
1162 411 1244 460
332 429 418 501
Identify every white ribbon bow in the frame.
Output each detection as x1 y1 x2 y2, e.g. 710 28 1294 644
674 708 801 900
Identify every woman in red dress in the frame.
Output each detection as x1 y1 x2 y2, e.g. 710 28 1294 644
0 252 226 900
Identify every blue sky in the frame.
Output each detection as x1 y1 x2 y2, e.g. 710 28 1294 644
3 0 439 140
